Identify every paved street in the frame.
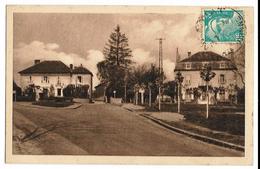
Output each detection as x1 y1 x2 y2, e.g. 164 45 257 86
13 102 243 156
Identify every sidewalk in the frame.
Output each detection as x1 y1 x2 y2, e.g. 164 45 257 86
141 112 244 151
122 103 244 151
121 103 146 112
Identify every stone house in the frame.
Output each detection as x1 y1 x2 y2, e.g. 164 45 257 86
174 51 238 104
19 60 93 99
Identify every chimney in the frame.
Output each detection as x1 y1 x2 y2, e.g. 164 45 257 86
34 59 40 65
176 47 180 63
187 52 191 57
70 64 73 70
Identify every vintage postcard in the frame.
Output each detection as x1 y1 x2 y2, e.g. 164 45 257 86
5 6 254 164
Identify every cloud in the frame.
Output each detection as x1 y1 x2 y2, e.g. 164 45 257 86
132 48 155 66
84 50 105 87
45 43 60 50
13 41 104 87
163 58 175 81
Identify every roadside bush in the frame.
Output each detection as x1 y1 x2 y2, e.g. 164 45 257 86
183 111 244 135
17 84 36 101
33 96 74 107
63 84 90 98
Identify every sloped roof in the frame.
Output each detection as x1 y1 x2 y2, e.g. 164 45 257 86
180 51 230 62
19 60 71 74
73 66 93 75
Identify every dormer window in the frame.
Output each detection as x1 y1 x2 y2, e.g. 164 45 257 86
185 63 191 69
219 62 226 68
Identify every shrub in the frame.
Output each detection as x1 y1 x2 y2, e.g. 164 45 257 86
63 84 90 98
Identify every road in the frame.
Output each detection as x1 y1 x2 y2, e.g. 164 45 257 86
13 102 243 156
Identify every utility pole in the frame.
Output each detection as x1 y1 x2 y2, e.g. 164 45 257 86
156 38 165 111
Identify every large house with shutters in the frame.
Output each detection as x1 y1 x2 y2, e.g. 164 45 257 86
174 51 238 104
19 60 93 99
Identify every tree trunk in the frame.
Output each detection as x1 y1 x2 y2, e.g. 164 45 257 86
178 83 180 113
206 81 209 119
124 84 127 103
158 86 161 111
149 88 152 107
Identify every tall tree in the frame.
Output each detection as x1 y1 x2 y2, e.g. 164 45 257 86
97 25 133 98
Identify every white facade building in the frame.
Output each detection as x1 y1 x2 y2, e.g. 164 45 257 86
19 60 93 99
174 51 238 104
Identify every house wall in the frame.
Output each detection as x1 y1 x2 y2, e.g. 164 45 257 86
20 74 71 90
177 70 237 103
180 70 237 88
20 73 92 97
71 74 92 87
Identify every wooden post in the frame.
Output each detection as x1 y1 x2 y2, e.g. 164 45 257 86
149 88 152 107
206 81 209 119
178 83 180 113
124 84 127 103
158 86 161 111
141 92 144 105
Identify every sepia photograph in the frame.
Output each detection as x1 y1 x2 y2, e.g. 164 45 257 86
5 5 254 164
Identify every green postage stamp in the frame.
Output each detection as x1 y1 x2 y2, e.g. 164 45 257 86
204 9 244 43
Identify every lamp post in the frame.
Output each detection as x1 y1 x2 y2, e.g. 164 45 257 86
175 71 184 113
113 90 116 98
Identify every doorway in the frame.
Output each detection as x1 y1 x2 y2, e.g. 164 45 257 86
57 88 62 96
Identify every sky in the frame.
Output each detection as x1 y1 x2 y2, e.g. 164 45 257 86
13 12 240 87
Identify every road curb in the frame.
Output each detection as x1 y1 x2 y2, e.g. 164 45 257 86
16 102 82 109
140 114 244 152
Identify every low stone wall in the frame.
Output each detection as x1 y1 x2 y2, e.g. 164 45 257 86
110 98 122 105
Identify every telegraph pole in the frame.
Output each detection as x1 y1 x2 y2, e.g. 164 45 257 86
156 38 165 111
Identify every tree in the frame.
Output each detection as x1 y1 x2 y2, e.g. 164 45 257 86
163 81 177 102
97 25 133 98
128 64 162 103
226 44 245 86
200 65 216 119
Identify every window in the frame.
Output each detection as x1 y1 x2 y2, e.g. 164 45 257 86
219 62 226 68
219 74 225 84
57 76 61 85
77 76 82 83
185 75 191 85
43 76 49 83
202 62 208 68
185 63 191 69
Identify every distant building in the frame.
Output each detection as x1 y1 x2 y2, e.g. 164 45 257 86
94 83 106 101
19 60 93 98
174 51 238 104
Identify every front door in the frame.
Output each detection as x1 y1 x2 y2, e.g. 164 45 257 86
43 88 48 98
57 88 62 96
